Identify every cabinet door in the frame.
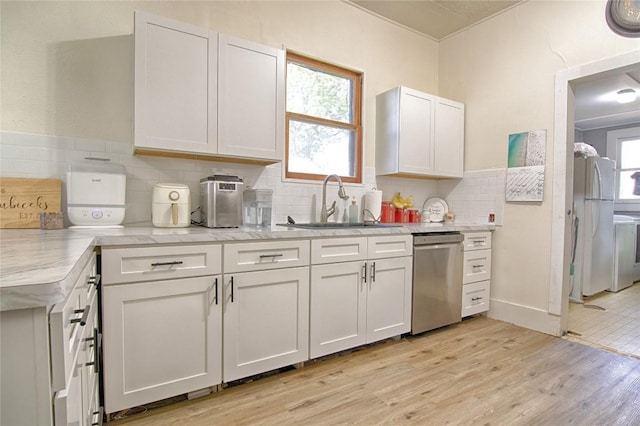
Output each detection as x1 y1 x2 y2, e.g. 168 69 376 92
366 256 412 343
310 262 366 358
102 275 222 414
399 87 434 175
434 97 464 178
223 267 309 382
218 34 284 161
134 11 217 154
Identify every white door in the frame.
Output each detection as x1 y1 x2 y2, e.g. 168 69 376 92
310 262 367 358
217 35 284 161
366 256 412 343
223 267 309 382
134 11 218 154
102 275 222 414
398 87 434 175
434 97 464 178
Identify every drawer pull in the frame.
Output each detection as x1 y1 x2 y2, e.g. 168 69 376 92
92 407 104 426
150 261 184 267
70 305 91 326
472 240 484 246
472 264 483 269
471 297 483 301
88 274 101 287
85 329 101 374
259 253 284 259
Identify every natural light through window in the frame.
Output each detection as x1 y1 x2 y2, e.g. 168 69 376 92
285 53 362 183
618 138 640 200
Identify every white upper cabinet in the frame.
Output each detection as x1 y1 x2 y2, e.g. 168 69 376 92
134 11 284 163
218 35 284 161
376 86 465 178
134 11 217 154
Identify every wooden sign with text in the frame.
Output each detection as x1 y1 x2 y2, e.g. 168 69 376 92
0 178 62 228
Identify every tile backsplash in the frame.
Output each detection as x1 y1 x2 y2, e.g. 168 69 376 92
0 131 504 226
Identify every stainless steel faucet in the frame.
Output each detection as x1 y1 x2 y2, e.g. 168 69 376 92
320 174 349 222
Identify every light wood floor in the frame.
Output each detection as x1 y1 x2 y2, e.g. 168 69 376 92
110 316 640 425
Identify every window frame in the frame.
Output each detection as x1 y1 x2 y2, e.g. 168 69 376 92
285 52 363 184
606 125 640 207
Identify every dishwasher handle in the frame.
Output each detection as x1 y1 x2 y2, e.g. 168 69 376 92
413 233 463 246
413 242 462 253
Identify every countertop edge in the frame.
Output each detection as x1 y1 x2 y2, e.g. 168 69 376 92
1 224 495 311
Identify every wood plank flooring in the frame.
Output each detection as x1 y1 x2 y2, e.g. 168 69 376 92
109 316 640 425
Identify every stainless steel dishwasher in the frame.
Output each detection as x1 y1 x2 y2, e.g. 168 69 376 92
411 232 464 334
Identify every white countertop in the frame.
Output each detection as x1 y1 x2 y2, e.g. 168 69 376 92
0 222 493 311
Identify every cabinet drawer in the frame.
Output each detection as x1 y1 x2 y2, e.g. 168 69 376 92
463 231 492 251
224 240 309 273
50 255 97 392
462 280 490 317
311 237 367 265
102 244 222 284
463 249 492 284
367 235 412 259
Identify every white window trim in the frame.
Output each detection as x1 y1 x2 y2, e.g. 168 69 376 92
606 125 640 211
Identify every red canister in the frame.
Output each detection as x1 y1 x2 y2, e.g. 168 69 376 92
395 208 408 223
381 201 395 223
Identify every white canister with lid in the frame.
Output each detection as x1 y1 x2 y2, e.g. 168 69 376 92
152 183 191 227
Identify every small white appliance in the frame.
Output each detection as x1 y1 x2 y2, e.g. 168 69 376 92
571 156 616 301
152 183 191 228
67 159 126 228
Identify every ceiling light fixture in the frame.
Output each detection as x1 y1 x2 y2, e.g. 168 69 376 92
616 88 637 103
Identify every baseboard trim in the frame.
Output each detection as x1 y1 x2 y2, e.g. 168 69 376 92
488 298 562 336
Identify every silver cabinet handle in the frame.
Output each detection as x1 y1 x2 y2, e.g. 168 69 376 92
151 261 184 267
92 407 104 426
88 274 101 288
370 262 376 282
472 264 483 269
362 262 367 283
70 305 91 326
259 253 283 259
472 240 484 246
85 328 101 374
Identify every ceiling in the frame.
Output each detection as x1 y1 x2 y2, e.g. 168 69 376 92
348 0 640 132
349 0 522 40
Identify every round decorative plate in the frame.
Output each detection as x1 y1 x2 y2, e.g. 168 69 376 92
423 198 449 222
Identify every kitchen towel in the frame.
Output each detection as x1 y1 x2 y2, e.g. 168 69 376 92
364 189 383 222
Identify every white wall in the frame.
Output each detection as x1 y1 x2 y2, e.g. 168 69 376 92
439 0 640 333
0 1 438 224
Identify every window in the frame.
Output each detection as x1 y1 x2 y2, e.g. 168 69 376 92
285 52 363 183
606 126 640 204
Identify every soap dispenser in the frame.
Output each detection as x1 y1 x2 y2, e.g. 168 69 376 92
349 197 359 223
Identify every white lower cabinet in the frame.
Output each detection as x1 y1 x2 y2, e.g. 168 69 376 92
461 231 492 318
309 235 412 359
101 244 222 415
102 276 222 414
222 267 310 382
1 251 99 426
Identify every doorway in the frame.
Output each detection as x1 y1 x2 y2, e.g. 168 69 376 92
551 50 640 356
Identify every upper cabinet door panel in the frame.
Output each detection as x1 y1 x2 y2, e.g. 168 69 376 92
217 35 284 161
434 98 464 178
398 88 434 175
134 11 217 154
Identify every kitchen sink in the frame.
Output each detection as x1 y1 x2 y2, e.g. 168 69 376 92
276 222 401 229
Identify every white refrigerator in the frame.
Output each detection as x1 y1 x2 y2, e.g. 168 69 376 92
571 157 616 301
